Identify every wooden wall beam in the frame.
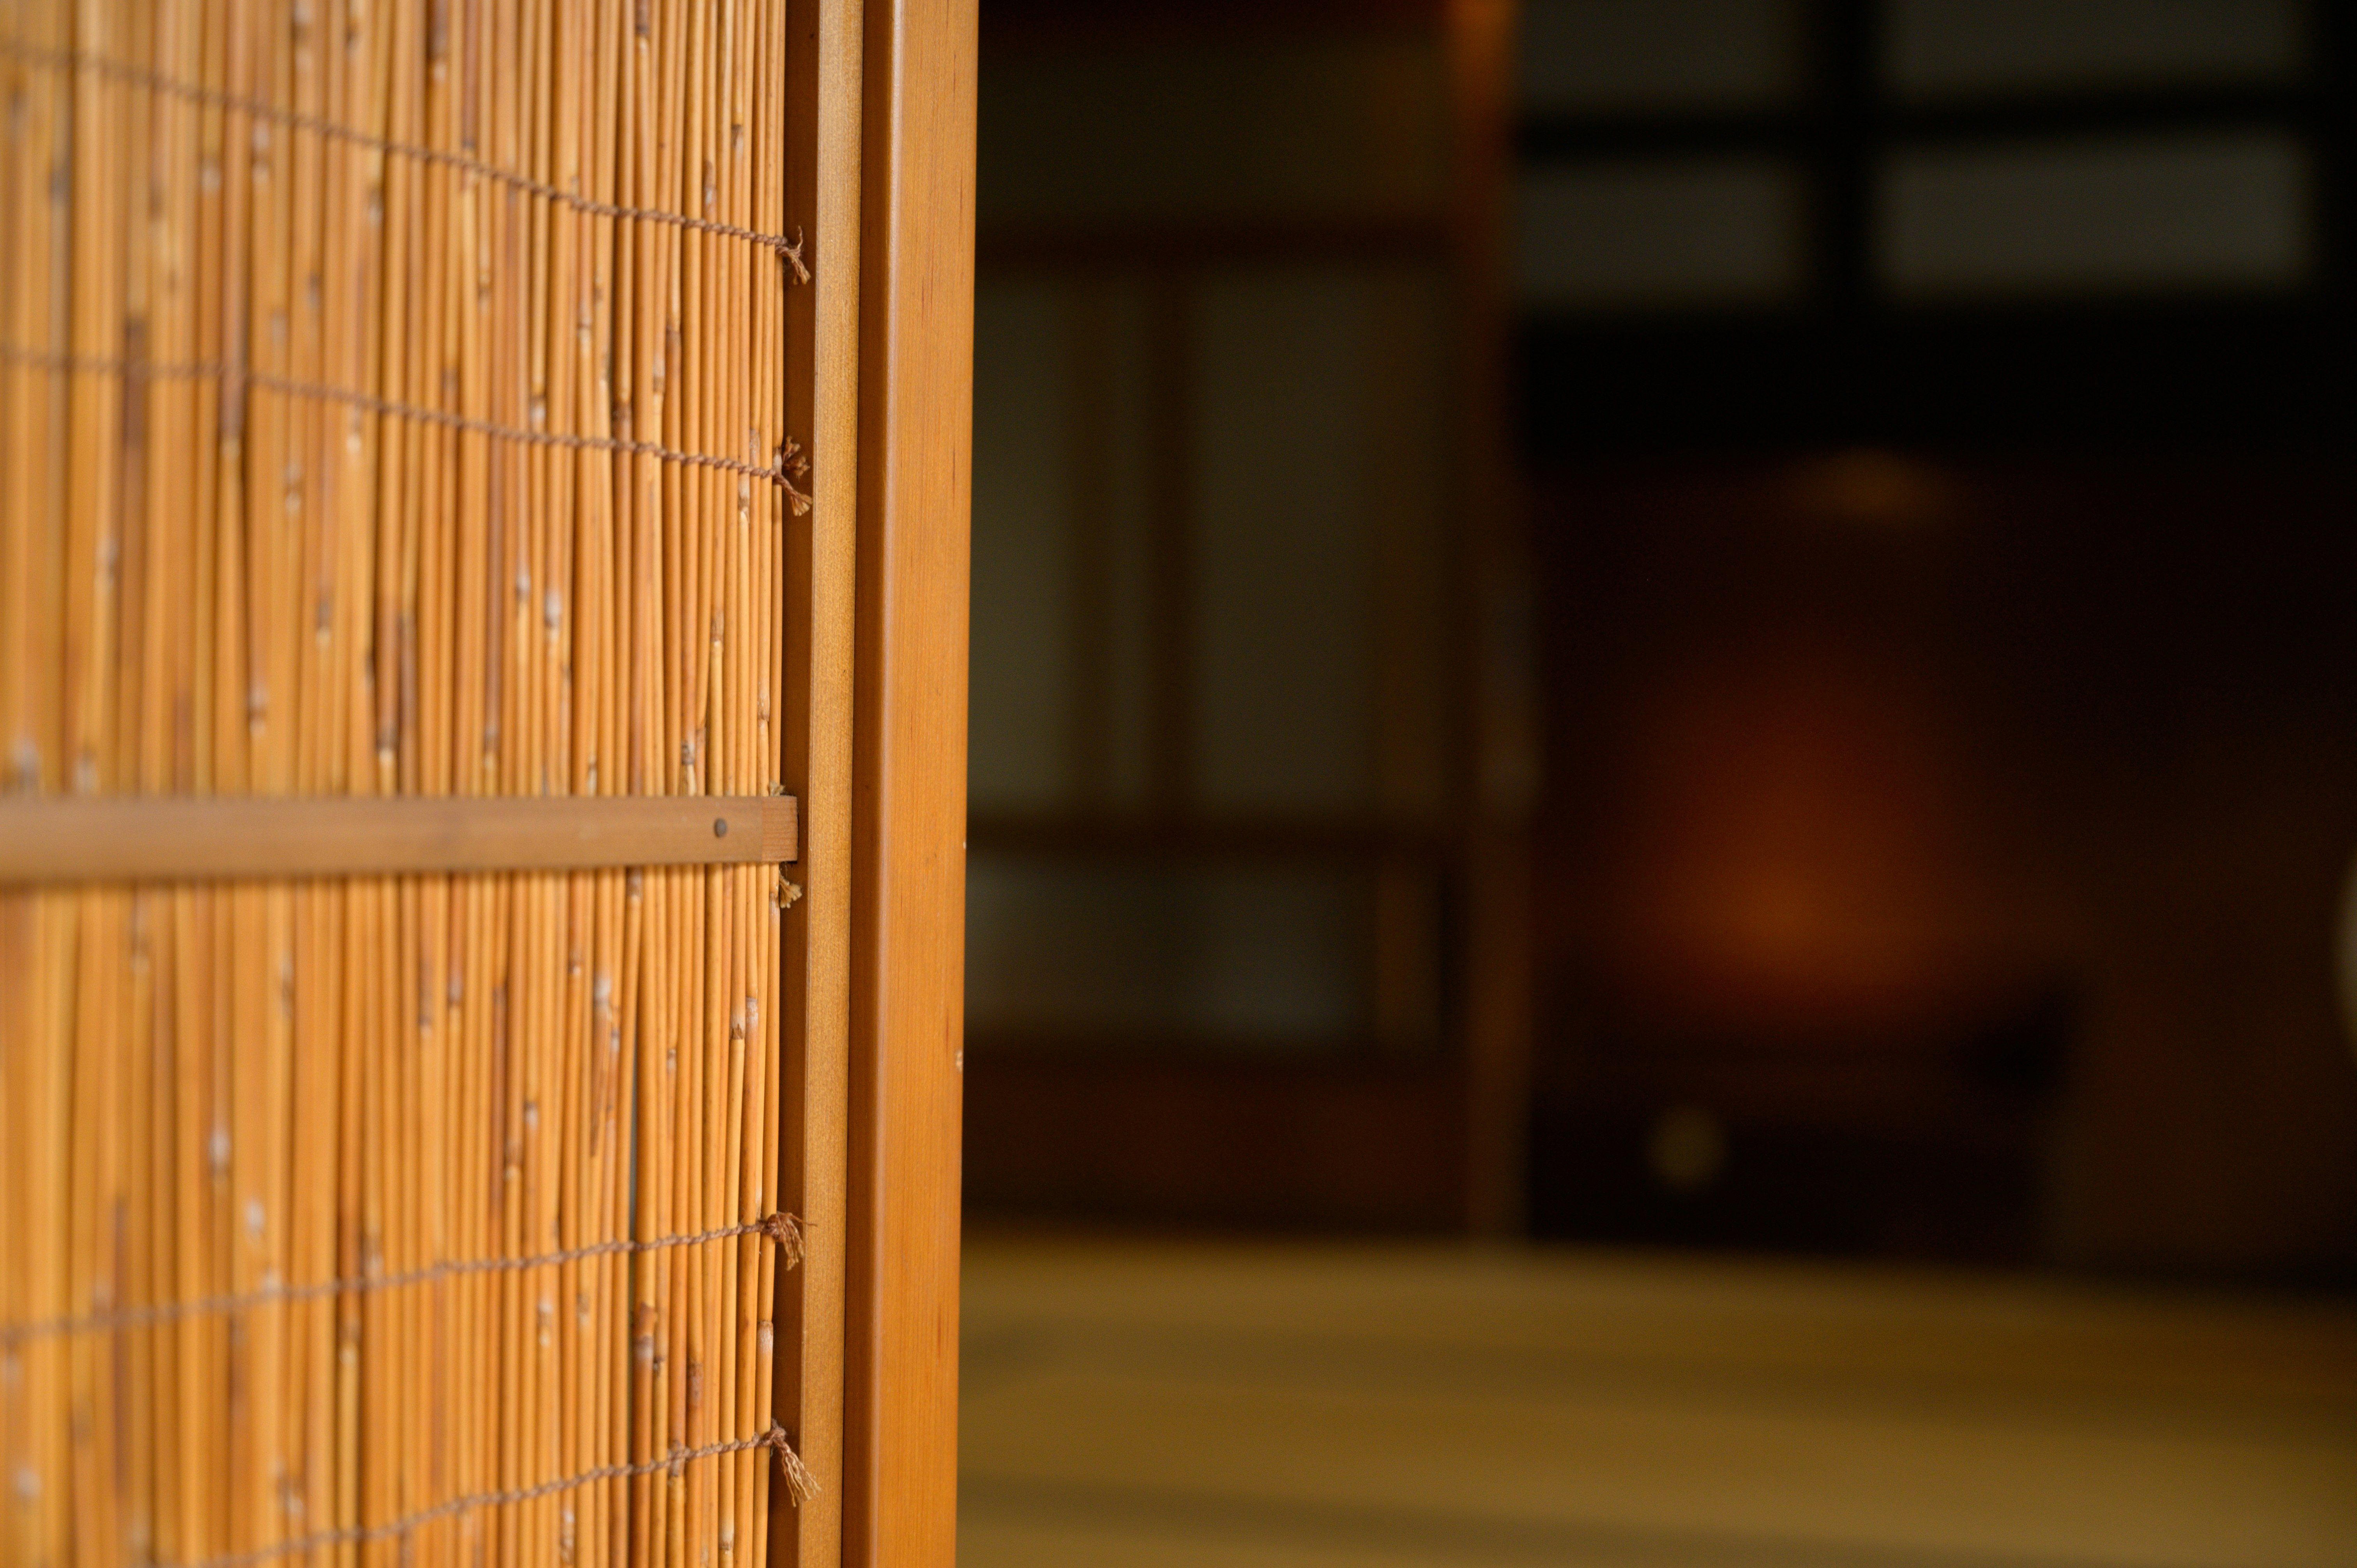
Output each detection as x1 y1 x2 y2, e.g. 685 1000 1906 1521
843 0 975 1564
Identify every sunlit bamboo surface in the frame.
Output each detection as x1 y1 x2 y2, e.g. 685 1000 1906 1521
0 3 807 1568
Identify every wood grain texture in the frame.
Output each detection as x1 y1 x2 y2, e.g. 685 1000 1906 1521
844 0 976 1564
0 795 797 883
771 1 864 1565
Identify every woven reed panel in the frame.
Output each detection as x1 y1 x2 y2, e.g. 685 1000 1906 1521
0 4 809 1568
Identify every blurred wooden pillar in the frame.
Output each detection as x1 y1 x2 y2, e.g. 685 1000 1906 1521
1448 0 1538 1236
842 0 976 1565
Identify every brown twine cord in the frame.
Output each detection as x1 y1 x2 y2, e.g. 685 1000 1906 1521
0 1213 802 1349
0 342 815 515
0 36 812 283
768 1421 822 1507
160 1421 814 1568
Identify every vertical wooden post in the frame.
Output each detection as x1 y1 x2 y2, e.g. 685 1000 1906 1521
1065 284 1117 806
843 2 975 1565
774 2 864 1566
1143 275 1195 820
1448 0 1538 1236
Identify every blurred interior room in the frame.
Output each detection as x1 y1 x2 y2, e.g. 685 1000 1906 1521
957 1 2357 1563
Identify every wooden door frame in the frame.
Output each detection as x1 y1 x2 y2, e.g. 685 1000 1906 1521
772 0 869 1564
771 3 971 1563
841 2 977 1566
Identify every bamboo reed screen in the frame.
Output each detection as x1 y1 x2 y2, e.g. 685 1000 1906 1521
0 3 814 1568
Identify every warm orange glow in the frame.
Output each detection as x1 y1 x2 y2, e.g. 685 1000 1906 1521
1610 639 1987 1033
1782 449 1959 532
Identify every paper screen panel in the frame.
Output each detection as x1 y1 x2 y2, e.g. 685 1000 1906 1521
0 5 809 1568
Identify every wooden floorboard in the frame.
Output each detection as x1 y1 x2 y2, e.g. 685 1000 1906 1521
960 1239 2357 1568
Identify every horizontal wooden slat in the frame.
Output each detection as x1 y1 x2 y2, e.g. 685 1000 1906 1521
967 811 1454 864
962 1052 1463 1229
0 795 798 884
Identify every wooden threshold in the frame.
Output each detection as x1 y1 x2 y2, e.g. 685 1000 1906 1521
0 794 798 883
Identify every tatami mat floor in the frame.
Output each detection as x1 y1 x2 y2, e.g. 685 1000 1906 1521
959 1238 2357 1568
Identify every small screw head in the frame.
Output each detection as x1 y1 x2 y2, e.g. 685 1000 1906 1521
713 817 730 838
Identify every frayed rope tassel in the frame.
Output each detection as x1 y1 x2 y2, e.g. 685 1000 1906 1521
766 1423 820 1506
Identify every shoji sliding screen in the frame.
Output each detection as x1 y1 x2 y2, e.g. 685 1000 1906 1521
0 0 973 1561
